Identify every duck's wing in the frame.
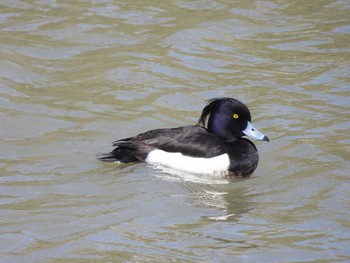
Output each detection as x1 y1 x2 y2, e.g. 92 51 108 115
99 126 227 163
130 125 228 158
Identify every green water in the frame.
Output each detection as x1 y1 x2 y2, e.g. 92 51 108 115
1 0 349 262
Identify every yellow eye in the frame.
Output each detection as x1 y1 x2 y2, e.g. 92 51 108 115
233 114 239 119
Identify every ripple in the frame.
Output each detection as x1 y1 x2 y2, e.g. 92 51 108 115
1 0 350 262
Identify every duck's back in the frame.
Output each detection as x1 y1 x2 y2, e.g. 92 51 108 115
131 125 227 157
137 126 227 158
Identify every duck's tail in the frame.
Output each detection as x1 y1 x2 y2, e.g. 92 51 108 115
97 140 141 163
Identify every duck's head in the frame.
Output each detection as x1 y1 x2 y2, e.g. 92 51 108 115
198 97 269 142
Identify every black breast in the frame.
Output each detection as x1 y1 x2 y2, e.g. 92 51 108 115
226 139 259 178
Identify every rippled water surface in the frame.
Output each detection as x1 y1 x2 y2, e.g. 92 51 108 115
1 0 350 262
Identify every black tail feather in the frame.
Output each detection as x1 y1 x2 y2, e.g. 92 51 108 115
98 140 141 163
97 153 121 162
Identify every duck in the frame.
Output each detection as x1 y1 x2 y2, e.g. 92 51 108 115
99 97 269 178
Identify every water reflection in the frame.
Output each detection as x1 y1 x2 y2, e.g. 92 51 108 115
151 167 256 221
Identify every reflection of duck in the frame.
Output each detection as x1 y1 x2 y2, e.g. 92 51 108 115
99 97 269 178
157 173 254 221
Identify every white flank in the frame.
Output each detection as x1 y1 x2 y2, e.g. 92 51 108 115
145 149 230 177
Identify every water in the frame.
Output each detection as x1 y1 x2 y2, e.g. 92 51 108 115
1 0 349 262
